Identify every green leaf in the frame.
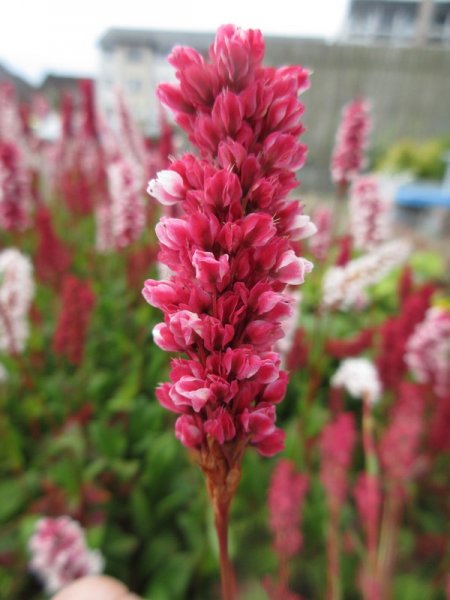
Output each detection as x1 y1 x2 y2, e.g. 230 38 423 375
106 532 139 557
130 487 152 536
240 581 270 600
89 421 126 458
0 479 29 522
394 574 435 600
145 553 195 600
45 425 86 463
86 524 106 549
107 359 142 413
110 459 139 480
411 251 445 280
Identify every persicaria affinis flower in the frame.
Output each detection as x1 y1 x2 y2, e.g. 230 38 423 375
0 248 35 354
144 25 314 467
268 459 309 561
53 275 95 365
308 206 332 261
35 206 71 288
354 472 381 551
105 156 146 250
331 358 382 405
144 28 315 596
0 83 27 147
405 306 450 398
331 97 371 189
0 140 32 231
349 176 391 251
354 471 382 600
55 80 107 216
322 240 411 311
28 516 104 594
376 284 434 391
379 382 424 494
319 412 356 508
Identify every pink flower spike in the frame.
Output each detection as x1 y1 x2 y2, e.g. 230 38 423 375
28 517 103 594
268 459 309 560
331 97 372 189
406 307 450 398
349 176 391 251
0 248 35 354
0 141 32 232
142 28 314 567
308 206 332 260
379 382 424 494
354 472 381 551
320 412 356 508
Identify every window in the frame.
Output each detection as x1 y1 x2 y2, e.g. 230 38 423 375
127 47 142 62
128 79 142 93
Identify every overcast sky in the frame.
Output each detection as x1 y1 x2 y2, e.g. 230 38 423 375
0 0 350 84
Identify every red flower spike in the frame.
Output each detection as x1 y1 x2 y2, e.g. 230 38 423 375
53 276 95 365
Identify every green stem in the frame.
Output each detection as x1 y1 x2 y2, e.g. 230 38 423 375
377 489 401 600
362 395 378 476
326 501 341 600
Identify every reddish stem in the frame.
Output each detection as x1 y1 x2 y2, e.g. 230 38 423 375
214 498 237 600
277 556 290 593
202 442 241 600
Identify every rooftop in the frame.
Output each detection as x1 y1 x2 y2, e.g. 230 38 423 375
40 74 90 88
352 0 450 3
0 63 34 101
98 28 325 55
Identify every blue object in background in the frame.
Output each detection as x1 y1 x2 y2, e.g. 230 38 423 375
395 184 450 209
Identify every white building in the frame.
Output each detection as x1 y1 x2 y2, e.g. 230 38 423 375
97 29 214 135
343 0 450 46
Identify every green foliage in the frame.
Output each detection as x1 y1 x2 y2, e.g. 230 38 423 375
375 137 450 180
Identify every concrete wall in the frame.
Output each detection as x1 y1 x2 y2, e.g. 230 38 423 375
263 40 450 190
